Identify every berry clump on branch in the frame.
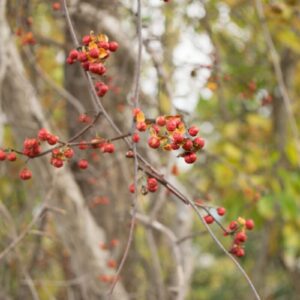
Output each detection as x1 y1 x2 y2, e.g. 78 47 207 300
132 108 205 164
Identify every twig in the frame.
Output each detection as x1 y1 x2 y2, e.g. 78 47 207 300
0 205 47 262
176 230 207 244
108 0 143 295
135 212 185 300
67 111 102 142
22 47 84 114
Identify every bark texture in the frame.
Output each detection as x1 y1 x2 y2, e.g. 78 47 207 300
0 1 128 299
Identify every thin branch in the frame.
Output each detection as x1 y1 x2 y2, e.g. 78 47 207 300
176 230 207 245
135 212 185 300
108 0 143 295
68 111 102 142
0 206 47 262
22 47 85 114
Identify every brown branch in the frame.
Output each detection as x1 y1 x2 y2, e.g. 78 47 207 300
109 0 142 295
67 111 102 142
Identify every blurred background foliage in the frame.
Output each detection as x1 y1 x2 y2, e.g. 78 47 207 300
1 0 300 299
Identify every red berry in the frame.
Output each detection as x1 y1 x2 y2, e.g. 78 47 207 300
52 149 60 156
166 120 177 132
78 159 88 169
148 185 158 193
0 150 6 161
78 141 89 150
173 132 184 144
229 221 238 230
89 48 100 58
89 63 106 75
64 148 74 159
156 116 166 126
136 122 147 132
19 168 32 180
217 207 226 216
38 128 49 141
152 124 160 134
47 135 59 145
188 126 199 136
23 138 41 157
148 137 160 149
182 139 193 151
98 41 109 50
147 177 158 189
245 219 255 230
107 259 117 269
88 64 98 74
126 150 134 158
51 157 64 168
66 57 74 64
171 143 180 150
108 41 119 52
69 49 79 60
78 52 88 62
132 108 141 117
193 137 205 149
7 152 17 161
132 133 140 143
204 215 214 224
110 239 119 247
235 232 247 243
52 2 61 11
82 35 91 45
129 183 135 193
81 61 90 70
103 143 115 153
96 84 109 97
235 248 245 257
78 114 91 123
184 152 197 164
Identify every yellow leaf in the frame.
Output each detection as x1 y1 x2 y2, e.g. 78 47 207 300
149 127 157 137
206 81 218 91
98 34 109 42
99 48 109 59
237 217 246 225
89 41 98 49
163 144 172 151
136 111 145 123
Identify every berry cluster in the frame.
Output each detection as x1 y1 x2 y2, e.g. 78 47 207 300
0 150 17 162
50 147 74 168
95 81 109 97
132 108 205 164
226 218 254 257
129 177 159 194
202 205 254 257
0 122 119 180
66 33 118 78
